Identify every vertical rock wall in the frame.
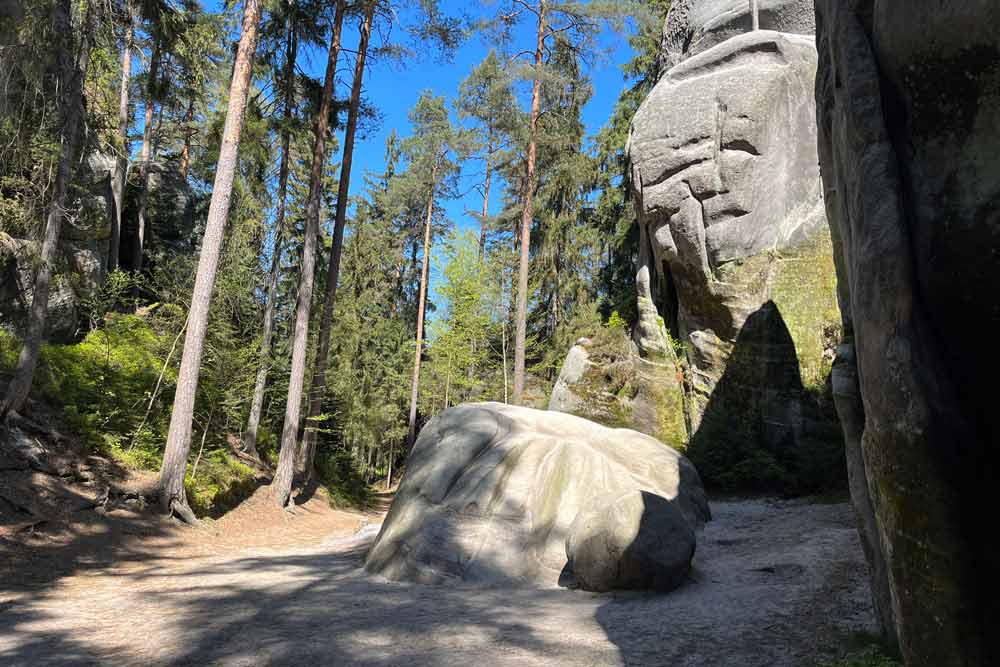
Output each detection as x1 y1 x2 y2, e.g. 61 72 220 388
815 0 999 663
626 22 843 492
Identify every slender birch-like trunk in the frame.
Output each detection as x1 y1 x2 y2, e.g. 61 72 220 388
512 0 546 405
406 181 436 448
134 39 161 272
110 2 133 272
270 2 346 508
157 0 263 522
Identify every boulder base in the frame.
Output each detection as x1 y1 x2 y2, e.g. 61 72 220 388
567 490 696 593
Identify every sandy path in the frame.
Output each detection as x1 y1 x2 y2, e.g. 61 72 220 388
0 499 875 666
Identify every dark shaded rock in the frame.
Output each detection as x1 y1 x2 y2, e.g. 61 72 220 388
815 0 999 663
566 490 695 593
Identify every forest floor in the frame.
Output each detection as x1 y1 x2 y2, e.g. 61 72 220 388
0 490 876 666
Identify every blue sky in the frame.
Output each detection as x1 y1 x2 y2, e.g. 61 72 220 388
284 0 639 230
199 0 642 307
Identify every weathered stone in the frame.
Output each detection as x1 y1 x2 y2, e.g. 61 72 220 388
627 27 842 490
548 332 688 450
815 1 999 663
566 490 695 593
365 403 709 587
661 0 817 70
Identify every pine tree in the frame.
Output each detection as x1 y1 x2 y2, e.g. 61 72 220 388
300 0 377 477
158 0 264 522
244 0 303 458
399 92 469 447
270 0 346 508
455 51 519 256
489 0 633 404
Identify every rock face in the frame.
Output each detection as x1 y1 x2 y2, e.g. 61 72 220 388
661 0 817 70
815 1 999 664
566 490 696 593
548 333 687 450
626 24 842 491
0 155 199 339
365 403 709 588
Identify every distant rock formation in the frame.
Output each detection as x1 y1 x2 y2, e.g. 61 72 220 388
548 334 687 450
365 403 709 590
622 22 842 491
660 0 817 70
0 154 198 339
815 0 999 663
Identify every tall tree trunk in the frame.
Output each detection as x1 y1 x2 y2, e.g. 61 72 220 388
0 0 95 419
179 97 195 180
157 0 263 522
512 0 546 405
479 149 492 257
110 1 133 273
244 11 299 458
299 0 375 477
135 39 161 273
270 2 345 508
406 184 435 448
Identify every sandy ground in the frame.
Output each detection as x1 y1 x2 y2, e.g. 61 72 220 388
0 497 875 666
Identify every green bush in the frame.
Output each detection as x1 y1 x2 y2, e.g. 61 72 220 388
0 329 19 371
185 451 259 517
317 449 373 509
37 313 170 458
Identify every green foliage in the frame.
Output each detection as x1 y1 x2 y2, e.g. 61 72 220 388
184 451 258 518
317 449 373 509
423 231 494 408
38 313 169 453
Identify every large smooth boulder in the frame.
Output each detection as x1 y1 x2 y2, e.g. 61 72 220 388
566 490 695 593
815 1 999 663
627 27 842 491
365 403 709 588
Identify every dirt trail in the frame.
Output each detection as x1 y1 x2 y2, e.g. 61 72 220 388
0 497 875 666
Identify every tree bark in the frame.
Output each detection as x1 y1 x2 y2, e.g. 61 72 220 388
299 0 375 477
244 10 299 459
0 0 95 419
157 0 263 522
479 149 492 257
179 98 195 180
406 183 436 448
270 2 345 508
135 38 160 273
110 1 133 273
512 0 545 405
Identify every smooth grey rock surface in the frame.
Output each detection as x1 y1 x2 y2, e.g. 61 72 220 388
627 29 841 487
815 1 999 664
566 490 695 593
365 403 709 587
661 0 816 70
